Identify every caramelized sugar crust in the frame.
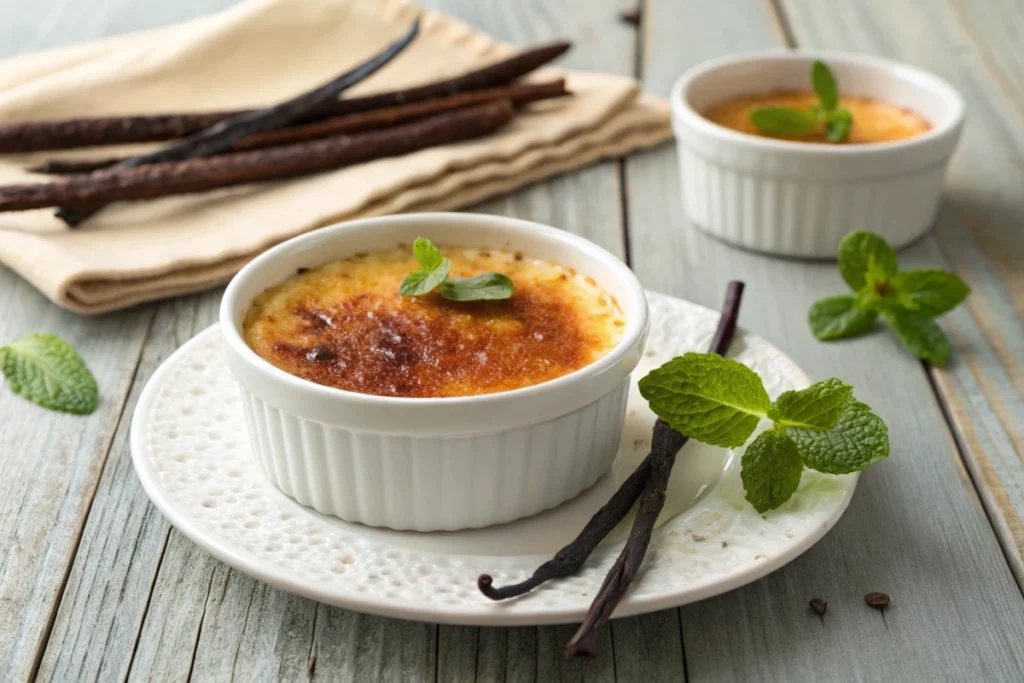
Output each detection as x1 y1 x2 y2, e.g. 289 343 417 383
703 91 931 144
243 247 625 398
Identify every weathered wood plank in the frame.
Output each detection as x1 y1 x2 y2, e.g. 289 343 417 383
0 266 152 680
35 290 222 682
783 0 1024 591
625 0 1024 679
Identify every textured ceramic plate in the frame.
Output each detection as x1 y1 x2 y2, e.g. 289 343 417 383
130 291 857 626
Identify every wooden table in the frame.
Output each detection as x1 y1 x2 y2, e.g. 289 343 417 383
2 1 1023 680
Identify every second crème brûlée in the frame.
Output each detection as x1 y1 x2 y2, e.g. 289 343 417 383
243 246 626 398
704 91 931 143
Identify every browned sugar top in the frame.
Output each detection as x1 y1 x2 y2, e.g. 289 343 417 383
703 91 931 144
243 246 625 398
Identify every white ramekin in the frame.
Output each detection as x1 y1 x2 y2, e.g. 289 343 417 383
220 213 649 531
671 50 965 257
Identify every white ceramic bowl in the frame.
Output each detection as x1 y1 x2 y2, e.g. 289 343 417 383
220 213 649 531
671 50 965 257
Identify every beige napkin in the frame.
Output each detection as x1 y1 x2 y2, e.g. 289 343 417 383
0 0 671 313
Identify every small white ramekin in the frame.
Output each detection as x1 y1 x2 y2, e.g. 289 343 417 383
671 50 965 257
220 213 648 531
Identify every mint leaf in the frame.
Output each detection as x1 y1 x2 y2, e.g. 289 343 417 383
399 257 450 296
825 108 852 143
812 60 839 112
0 333 98 414
437 272 513 301
749 107 818 137
412 237 443 270
808 295 878 340
772 379 853 430
837 231 899 292
638 353 770 448
891 269 970 317
881 308 950 365
789 399 889 474
741 429 803 513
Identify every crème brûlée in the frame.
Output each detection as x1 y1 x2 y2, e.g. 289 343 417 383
703 91 931 143
243 246 626 398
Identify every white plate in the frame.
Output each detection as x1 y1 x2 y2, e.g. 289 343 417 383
130 291 857 626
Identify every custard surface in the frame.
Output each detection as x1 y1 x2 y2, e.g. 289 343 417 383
703 91 931 144
243 246 625 398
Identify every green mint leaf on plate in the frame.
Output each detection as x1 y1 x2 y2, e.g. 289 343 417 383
891 269 970 317
881 308 951 366
788 399 889 474
638 353 770 448
749 107 818 137
837 231 899 292
438 273 514 301
399 261 450 296
811 60 839 112
0 333 98 415
824 107 852 142
771 378 853 430
412 236 444 270
808 295 878 340
741 429 804 513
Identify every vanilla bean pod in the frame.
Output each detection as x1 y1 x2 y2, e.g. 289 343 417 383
0 42 569 154
565 281 745 658
55 19 420 226
34 80 568 175
478 281 746 603
0 101 512 212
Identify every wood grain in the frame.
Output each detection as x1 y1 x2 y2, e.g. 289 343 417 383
625 0 1024 679
0 269 152 681
782 0 1024 592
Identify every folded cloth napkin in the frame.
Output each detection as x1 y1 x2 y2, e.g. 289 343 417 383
0 0 670 313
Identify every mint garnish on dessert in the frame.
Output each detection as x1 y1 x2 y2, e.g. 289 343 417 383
399 237 513 301
808 231 969 365
749 60 853 142
0 333 98 414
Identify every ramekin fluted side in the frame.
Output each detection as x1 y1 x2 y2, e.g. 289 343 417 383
237 381 629 531
676 147 946 256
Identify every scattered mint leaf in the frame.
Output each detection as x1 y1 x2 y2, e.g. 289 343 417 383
825 107 852 143
749 107 818 137
0 333 98 415
808 295 878 340
789 399 889 474
772 379 853 430
638 353 770 448
399 261 450 296
881 308 951 366
438 273 514 301
740 429 804 513
398 238 513 301
811 60 839 112
891 269 970 317
808 231 969 364
412 236 444 271
837 231 899 292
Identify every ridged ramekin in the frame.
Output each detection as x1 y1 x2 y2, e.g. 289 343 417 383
220 213 648 531
671 50 965 257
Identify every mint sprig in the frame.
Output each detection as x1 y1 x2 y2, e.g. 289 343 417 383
808 231 970 366
749 60 853 143
399 238 513 302
640 354 889 513
0 333 98 414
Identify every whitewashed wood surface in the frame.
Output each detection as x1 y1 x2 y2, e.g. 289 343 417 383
1 0 1023 681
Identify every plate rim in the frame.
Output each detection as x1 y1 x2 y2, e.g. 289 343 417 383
130 292 857 626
